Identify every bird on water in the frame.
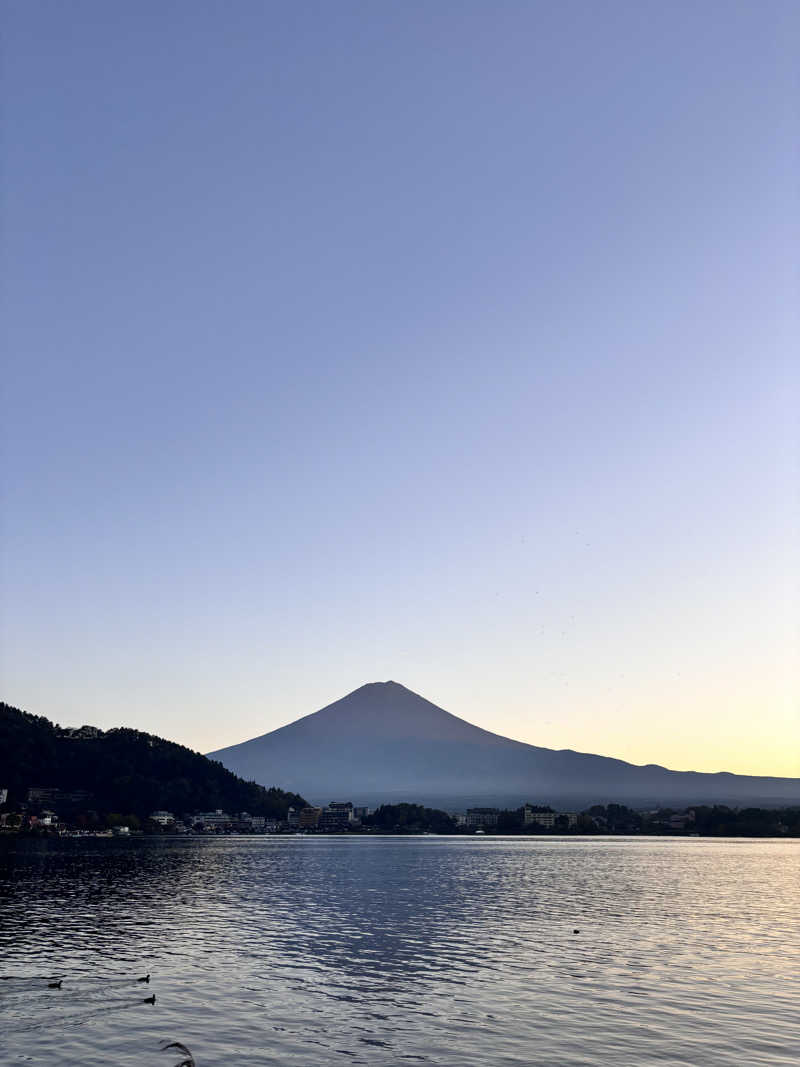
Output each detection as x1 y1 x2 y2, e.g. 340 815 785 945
160 1040 196 1066
48 980 62 989
138 973 150 982
143 993 156 1005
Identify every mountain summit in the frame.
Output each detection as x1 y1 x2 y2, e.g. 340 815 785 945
207 682 800 808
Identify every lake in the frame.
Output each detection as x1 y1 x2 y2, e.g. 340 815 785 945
1 836 797 1065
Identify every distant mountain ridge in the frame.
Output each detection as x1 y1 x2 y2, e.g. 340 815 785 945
208 681 800 808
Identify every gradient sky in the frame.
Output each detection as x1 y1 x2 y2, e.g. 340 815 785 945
2 2 798 779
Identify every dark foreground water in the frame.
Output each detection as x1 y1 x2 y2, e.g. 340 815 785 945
0 836 797 1066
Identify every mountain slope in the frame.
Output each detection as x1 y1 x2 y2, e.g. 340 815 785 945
207 681 800 808
0 702 306 817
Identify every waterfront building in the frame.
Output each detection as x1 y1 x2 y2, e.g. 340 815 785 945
194 810 231 830
298 806 322 829
524 810 556 828
523 807 578 829
319 803 355 831
465 808 499 828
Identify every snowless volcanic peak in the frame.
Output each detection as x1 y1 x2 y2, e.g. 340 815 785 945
294 681 508 743
207 682 800 809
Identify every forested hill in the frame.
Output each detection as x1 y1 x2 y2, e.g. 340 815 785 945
0 702 306 818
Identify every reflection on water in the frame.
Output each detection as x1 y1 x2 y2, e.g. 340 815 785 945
1 837 798 1065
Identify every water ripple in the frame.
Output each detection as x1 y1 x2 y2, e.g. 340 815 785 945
0 836 798 1065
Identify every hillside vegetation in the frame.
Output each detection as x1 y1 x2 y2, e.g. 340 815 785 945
0 702 306 818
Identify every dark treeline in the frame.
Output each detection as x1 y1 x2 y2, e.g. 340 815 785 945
361 803 800 837
364 803 456 834
492 803 800 837
335 802 800 837
0 703 306 820
646 805 800 837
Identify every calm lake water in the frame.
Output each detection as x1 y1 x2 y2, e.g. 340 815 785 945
1 836 797 1065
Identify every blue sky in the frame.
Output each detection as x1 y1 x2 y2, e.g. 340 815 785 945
2 1 798 777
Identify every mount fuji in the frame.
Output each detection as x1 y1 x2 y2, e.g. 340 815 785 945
207 681 800 809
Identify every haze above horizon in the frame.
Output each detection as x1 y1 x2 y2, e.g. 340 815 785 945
2 3 797 778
